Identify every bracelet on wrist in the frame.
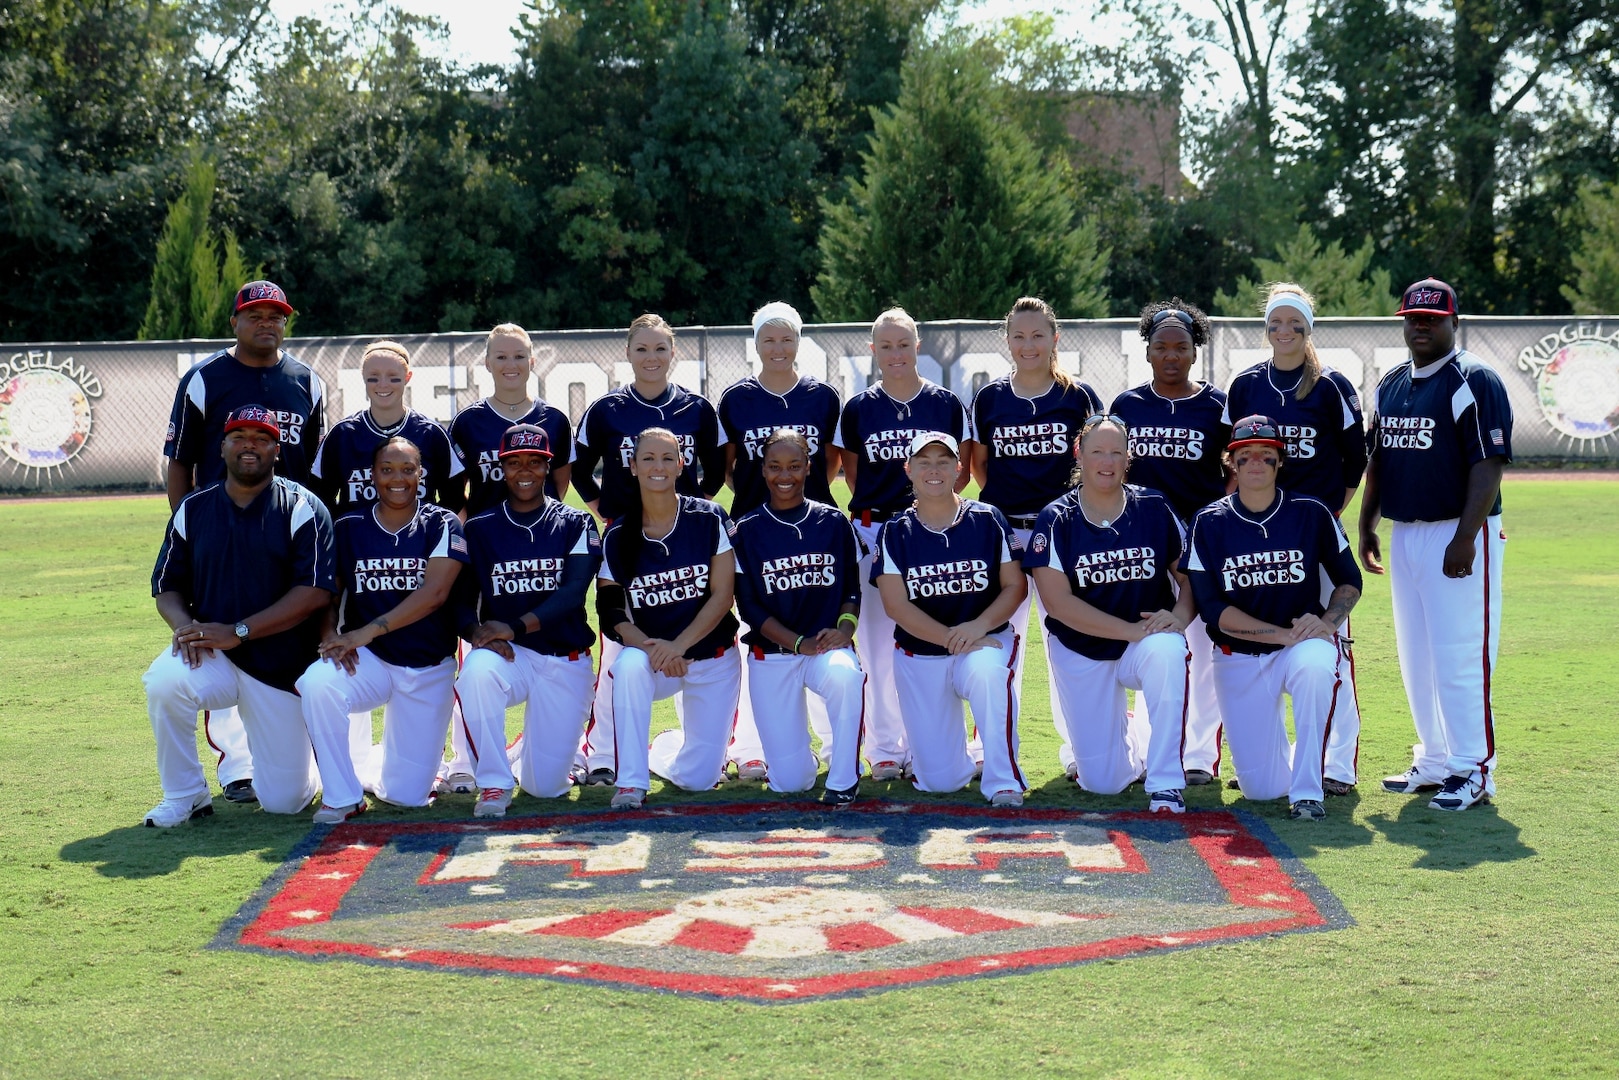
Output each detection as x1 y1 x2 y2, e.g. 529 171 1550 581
837 613 858 632
792 634 805 654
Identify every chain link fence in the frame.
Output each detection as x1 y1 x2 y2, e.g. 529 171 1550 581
3 316 1616 493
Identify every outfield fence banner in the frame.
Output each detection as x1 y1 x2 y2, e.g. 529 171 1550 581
3 316 1616 493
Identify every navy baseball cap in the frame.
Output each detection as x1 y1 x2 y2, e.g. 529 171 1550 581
1227 414 1285 457
234 280 294 315
908 431 960 458
498 424 553 459
223 405 282 440
1396 278 1458 317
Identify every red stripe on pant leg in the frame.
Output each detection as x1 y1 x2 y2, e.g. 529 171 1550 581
1178 648 1191 776
1003 635 1024 790
608 670 619 779
582 629 606 757
1481 526 1495 774
455 689 479 763
1341 614 1362 777
203 709 225 766
1320 648 1342 778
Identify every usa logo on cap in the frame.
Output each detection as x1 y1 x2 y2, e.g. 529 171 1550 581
1396 278 1458 317
233 280 294 315
497 424 553 459
223 404 282 440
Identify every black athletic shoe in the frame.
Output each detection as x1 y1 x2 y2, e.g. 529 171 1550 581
1289 799 1326 821
586 768 616 787
820 785 857 810
222 779 258 804
1185 769 1215 786
1322 778 1356 797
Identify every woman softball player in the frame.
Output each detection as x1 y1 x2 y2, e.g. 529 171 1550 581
297 437 469 822
456 425 601 817
573 315 727 786
1025 415 1194 811
1111 300 1231 786
718 302 843 780
873 432 1027 805
596 428 741 810
969 296 1103 776
1183 415 1363 821
834 309 973 780
1224 284 1368 795
731 430 866 804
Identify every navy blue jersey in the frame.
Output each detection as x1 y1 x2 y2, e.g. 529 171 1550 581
462 500 602 657
165 349 326 486
971 377 1102 517
835 381 971 516
309 408 466 513
732 500 863 653
1110 383 1230 522
1224 362 1367 512
333 502 469 668
449 398 574 515
1369 349 1513 521
600 496 739 659
152 477 335 692
872 500 1021 657
1024 485 1185 661
1184 491 1363 656
574 386 724 521
717 376 843 515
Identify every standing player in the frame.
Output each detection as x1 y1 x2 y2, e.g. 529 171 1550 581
1025 416 1193 812
1361 278 1511 812
717 302 843 779
596 428 741 810
1184 416 1363 820
143 406 333 825
731 430 866 805
873 432 1026 805
835 309 973 780
573 315 727 786
450 323 575 517
297 438 468 822
1112 300 1230 787
1225 285 1368 795
970 296 1103 771
163 280 326 806
456 425 601 815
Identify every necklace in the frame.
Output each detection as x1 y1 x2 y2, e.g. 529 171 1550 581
491 396 530 418
1079 491 1125 529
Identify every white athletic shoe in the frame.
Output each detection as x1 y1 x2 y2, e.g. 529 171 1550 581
474 788 513 818
312 801 366 825
869 760 906 781
1064 761 1079 781
989 789 1024 808
145 791 213 828
1289 799 1327 821
1382 767 1443 794
443 771 477 795
1429 772 1492 812
1148 790 1186 814
610 787 646 810
735 760 769 782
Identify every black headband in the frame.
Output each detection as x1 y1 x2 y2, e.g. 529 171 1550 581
1149 308 1196 333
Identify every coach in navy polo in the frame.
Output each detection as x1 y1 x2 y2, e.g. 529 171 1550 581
143 405 335 826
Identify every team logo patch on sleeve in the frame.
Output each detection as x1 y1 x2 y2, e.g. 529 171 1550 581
215 802 1349 1002
1031 533 1048 555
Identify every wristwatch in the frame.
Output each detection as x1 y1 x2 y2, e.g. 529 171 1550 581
234 622 251 643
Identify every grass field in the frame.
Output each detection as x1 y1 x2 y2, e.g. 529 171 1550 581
2 480 1617 1077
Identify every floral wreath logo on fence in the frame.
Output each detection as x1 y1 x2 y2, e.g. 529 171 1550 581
1517 324 1619 441
0 351 103 470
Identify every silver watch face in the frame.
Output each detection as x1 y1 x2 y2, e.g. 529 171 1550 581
235 622 250 640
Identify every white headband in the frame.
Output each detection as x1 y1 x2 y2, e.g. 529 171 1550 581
752 301 803 338
1265 293 1314 329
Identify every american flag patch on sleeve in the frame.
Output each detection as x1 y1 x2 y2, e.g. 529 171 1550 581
450 534 468 554
1490 428 1505 446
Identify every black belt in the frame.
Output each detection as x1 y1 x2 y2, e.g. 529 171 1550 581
852 508 898 526
1003 513 1041 530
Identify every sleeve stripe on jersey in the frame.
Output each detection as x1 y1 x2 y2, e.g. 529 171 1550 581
429 521 452 559
1450 379 1476 424
290 491 317 534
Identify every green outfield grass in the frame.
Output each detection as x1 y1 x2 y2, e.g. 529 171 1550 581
1 480 1616 1077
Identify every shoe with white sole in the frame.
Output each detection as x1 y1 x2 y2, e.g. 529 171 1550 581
868 760 905 781
441 771 476 795
610 787 645 809
145 791 213 828
1382 767 1443 794
1322 777 1356 797
1184 769 1215 786
820 785 857 810
989 789 1024 808
1064 761 1078 781
474 788 513 818
586 768 617 787
222 779 258 804
312 801 366 825
735 760 768 782
1148 789 1186 814
1289 799 1326 821
1429 772 1492 811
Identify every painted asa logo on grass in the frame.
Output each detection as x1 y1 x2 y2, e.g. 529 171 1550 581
215 802 1349 1002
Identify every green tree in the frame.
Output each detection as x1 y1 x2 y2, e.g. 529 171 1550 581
1214 224 1398 316
813 35 1108 321
1561 181 1619 314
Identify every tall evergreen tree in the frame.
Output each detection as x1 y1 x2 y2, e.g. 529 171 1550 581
1214 224 1398 316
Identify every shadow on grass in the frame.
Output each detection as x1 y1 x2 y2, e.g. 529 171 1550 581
58 802 317 879
1361 797 1536 869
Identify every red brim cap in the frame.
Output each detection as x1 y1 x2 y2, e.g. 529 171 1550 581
1397 279 1457 316
223 418 281 439
1228 437 1284 454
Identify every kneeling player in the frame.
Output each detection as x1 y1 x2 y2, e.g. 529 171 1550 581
297 438 467 822
1184 416 1362 821
1026 415 1194 812
457 425 600 816
873 432 1027 805
731 430 866 805
597 429 741 810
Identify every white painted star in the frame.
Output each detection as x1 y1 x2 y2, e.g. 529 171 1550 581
804 873 849 885
552 964 582 974
1228 857 1261 866
1207 828 1236 836
765 983 800 992
727 876 757 885
313 872 352 880
344 843 376 851
879 803 914 813
1154 936 1186 946
981 873 1015 884
380 948 412 958
895 873 938 885
469 884 506 895
640 878 675 889
551 881 592 890
287 909 324 920
1079 812 1109 821
1254 892 1290 903
1062 876 1093 885
976 958 1003 968
653 809 679 816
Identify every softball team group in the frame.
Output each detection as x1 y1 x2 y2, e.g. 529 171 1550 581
144 276 1509 829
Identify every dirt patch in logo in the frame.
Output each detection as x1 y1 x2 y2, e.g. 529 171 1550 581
215 801 1349 1002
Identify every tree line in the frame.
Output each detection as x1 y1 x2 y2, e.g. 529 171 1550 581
2 0 1617 344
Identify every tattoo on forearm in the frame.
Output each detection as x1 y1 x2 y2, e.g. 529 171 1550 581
371 617 390 634
1230 627 1277 636
1324 586 1360 627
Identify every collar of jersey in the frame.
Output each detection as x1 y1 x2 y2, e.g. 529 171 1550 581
912 498 967 536
628 384 677 408
1145 381 1209 407
754 374 806 403
1229 489 1284 529
371 500 423 538
1410 347 1460 378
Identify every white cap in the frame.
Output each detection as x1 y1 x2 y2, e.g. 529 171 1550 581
908 431 959 458
751 301 803 338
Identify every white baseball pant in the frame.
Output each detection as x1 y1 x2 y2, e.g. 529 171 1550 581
457 644 595 797
1209 637 1341 803
143 649 316 814
1320 564 1363 785
581 635 622 773
298 649 456 809
1048 632 1189 795
612 647 741 792
970 527 1060 771
1137 614 1221 776
746 648 866 792
726 617 836 769
852 518 907 768
1390 516 1504 784
203 704 252 786
891 634 1023 801
439 641 475 780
